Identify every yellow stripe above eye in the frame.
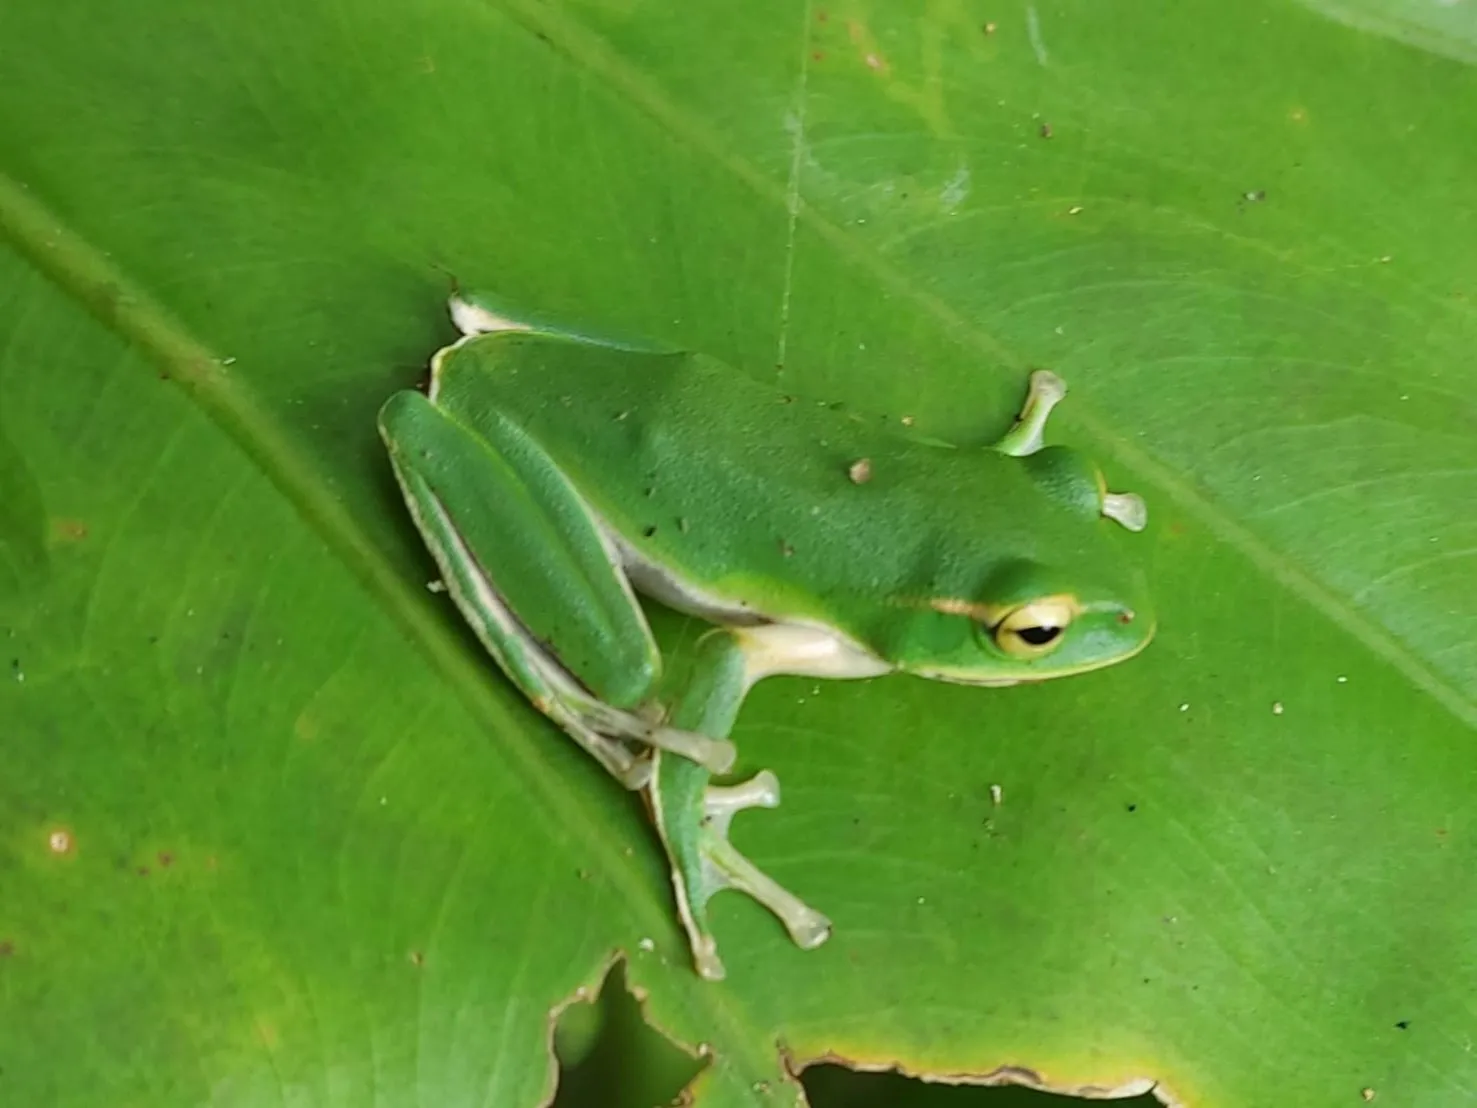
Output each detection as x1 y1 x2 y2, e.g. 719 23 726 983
927 596 1009 625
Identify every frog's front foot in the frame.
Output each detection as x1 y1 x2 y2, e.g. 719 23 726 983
649 753 831 981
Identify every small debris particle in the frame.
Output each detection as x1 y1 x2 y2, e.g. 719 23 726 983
917 896 926 905
48 830 72 854
221 356 237 366
427 579 447 593
642 525 657 538
1337 675 1348 683
989 783 1003 806
638 937 656 952
1362 1089 1376 1102
613 409 630 421
576 868 591 880
1272 701 1284 715
1394 1020 1410 1030
1179 702 1189 712
865 53 883 70
1067 205 1084 215
1126 803 1138 813
780 540 794 557
1039 122 1053 139
1243 189 1266 202
409 950 425 967
848 458 873 484
11 659 22 683
901 415 915 426
678 517 690 533
1379 255 1392 263
983 21 997 34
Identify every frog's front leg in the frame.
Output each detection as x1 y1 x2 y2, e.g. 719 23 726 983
648 625 890 980
378 391 736 788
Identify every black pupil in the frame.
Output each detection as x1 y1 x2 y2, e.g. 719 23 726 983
1018 625 1062 646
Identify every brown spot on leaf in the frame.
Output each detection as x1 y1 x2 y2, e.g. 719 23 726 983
51 519 89 543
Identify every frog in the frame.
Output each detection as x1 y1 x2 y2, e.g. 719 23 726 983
378 291 1154 979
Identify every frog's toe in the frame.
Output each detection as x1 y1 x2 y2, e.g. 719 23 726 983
653 726 737 774
1101 490 1148 532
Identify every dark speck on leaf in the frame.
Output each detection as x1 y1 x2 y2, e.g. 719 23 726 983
1395 1020 1410 1030
1039 122 1053 139
1126 803 1138 812
643 525 657 538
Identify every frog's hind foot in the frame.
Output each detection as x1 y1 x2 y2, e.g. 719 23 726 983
650 755 831 981
704 773 833 949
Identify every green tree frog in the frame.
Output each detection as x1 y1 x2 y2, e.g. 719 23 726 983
378 292 1154 980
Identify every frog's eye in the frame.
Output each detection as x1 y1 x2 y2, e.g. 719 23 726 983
993 595 1078 658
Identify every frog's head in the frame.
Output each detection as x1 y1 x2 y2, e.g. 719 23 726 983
912 445 1155 686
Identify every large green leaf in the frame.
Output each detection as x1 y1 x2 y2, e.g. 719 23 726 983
3 1 1474 1105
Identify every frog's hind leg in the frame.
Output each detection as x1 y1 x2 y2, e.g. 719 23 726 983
447 290 674 352
379 390 735 786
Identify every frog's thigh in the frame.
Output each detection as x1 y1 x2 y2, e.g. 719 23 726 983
380 392 732 780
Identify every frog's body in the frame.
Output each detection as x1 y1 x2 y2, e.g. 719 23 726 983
379 292 1154 979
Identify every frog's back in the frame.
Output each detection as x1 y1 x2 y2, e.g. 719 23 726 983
432 331 1121 655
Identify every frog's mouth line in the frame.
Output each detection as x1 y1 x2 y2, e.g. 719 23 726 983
916 618 1158 687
